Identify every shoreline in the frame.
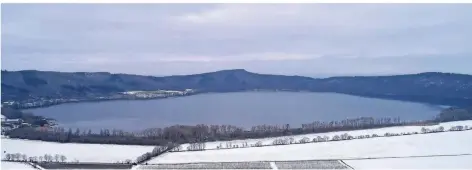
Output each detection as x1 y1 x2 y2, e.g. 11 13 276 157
14 91 204 111
19 93 200 111
13 90 466 111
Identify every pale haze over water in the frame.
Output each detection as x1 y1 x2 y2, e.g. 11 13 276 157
27 92 442 131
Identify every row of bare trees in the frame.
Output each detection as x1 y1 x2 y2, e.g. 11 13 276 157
422 125 470 133
3 153 66 163
5 116 432 147
136 142 178 164
187 143 206 151
204 124 472 152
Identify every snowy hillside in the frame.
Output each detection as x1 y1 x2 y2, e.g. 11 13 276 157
1 138 154 163
149 121 472 164
1 121 471 169
176 120 472 151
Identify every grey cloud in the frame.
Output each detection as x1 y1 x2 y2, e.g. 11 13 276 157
1 4 472 76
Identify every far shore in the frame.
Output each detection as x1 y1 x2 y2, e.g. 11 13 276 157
16 90 464 111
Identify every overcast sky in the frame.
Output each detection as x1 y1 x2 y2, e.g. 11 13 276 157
2 4 472 77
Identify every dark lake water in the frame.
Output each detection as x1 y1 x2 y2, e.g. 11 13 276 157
26 92 444 131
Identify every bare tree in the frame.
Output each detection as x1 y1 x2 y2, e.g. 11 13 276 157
8 154 13 161
5 153 12 161
187 142 206 151
54 154 60 162
21 154 27 161
341 133 349 140
273 138 288 145
60 155 67 162
39 156 43 162
152 146 164 155
44 154 52 162
199 143 206 150
255 141 263 147
125 159 132 164
421 127 429 133
136 152 152 164
217 143 223 149
299 137 310 144
14 153 21 161
9 153 15 161
289 137 295 144
171 145 182 152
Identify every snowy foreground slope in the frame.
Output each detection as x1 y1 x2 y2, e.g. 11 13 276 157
149 121 472 164
177 120 472 152
1 121 471 169
345 155 472 169
1 161 36 170
1 138 154 163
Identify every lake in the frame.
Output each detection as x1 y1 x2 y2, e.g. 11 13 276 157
26 92 444 131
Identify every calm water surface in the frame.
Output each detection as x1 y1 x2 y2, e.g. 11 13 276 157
27 92 442 131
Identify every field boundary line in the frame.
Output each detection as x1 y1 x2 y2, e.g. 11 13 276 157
339 160 354 170
340 153 472 161
146 153 472 165
170 129 472 153
27 162 46 170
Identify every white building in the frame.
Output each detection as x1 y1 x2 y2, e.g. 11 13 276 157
1 115 6 122
4 119 23 124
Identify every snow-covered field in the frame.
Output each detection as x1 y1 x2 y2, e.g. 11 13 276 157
176 120 472 151
345 155 472 169
1 161 36 170
1 138 154 163
149 123 472 164
2 121 471 169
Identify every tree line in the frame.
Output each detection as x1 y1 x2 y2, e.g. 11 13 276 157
5 124 468 165
188 124 470 152
436 107 472 122
3 153 67 163
5 116 434 146
136 143 177 164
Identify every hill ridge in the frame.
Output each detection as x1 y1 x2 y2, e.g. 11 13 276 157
2 69 472 107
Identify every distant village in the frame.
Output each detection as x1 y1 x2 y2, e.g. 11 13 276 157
1 89 195 135
1 113 57 135
119 89 195 98
1 89 196 110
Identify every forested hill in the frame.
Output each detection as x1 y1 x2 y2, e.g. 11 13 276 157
2 69 472 106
